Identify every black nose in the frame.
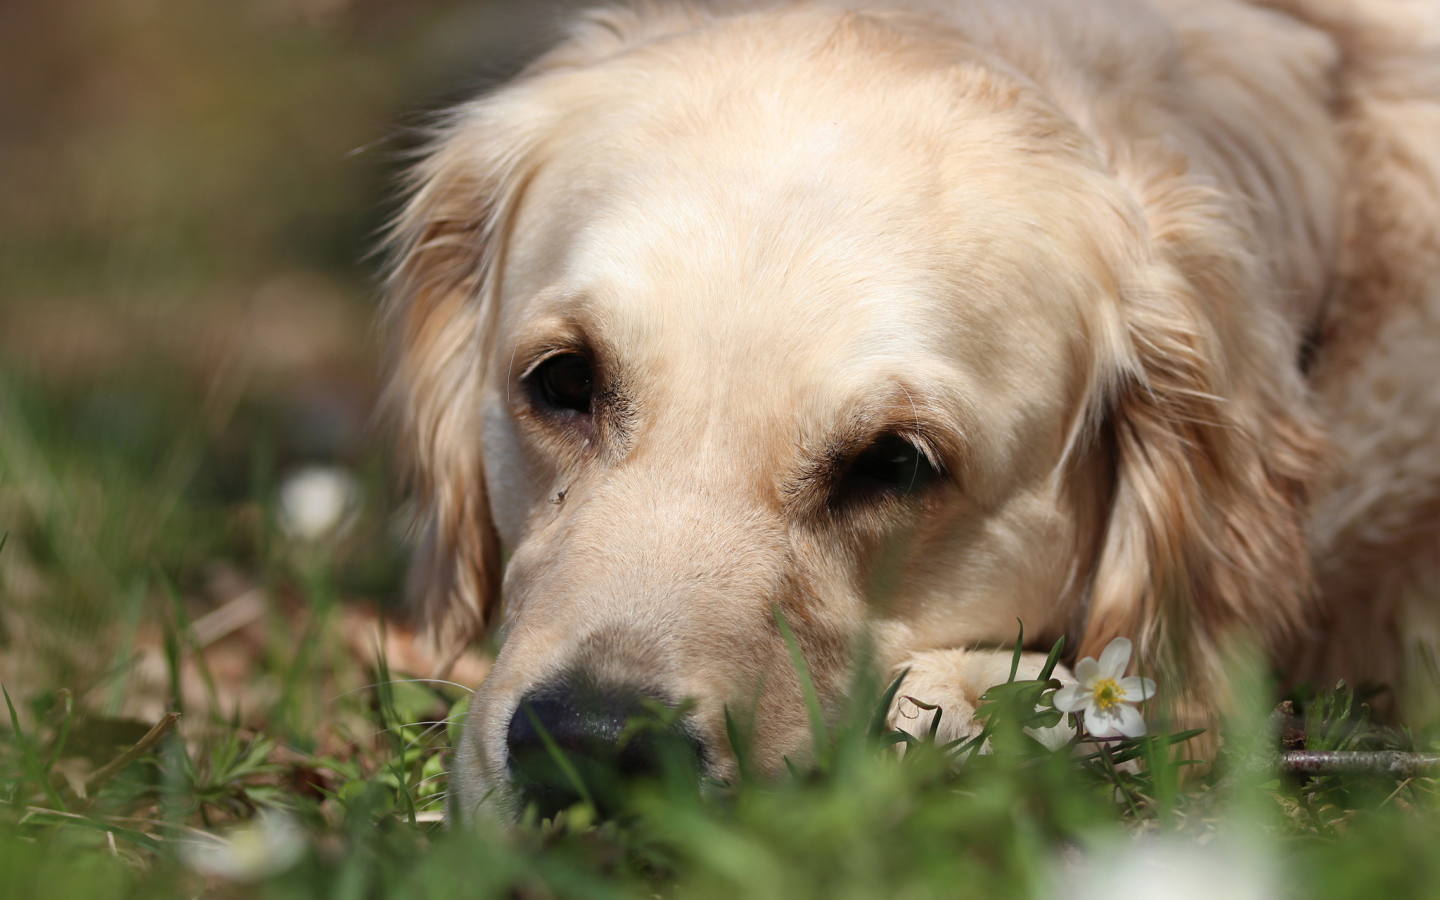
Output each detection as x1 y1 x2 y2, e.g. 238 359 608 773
506 679 703 820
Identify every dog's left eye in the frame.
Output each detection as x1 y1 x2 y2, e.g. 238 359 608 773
529 353 595 416
841 434 937 498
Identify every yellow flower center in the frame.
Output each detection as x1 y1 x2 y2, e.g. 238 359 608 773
1091 678 1126 711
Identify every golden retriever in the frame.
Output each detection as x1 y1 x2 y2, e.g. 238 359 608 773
382 0 1440 820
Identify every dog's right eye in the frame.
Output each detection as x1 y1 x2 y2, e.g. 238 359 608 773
831 433 939 508
529 353 595 416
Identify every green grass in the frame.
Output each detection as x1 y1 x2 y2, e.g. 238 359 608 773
5 374 1440 900
4 5 1440 890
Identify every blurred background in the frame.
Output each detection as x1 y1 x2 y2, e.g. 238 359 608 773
0 0 564 749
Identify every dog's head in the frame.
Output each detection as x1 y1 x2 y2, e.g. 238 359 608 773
384 5 1321 820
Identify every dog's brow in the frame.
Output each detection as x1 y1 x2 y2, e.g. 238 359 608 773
787 402 955 501
509 315 596 382
515 340 588 381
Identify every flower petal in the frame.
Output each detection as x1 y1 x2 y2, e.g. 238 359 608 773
1115 703 1147 738
1025 717 1078 752
1098 637 1132 680
1074 656 1100 686
1119 676 1156 701
1085 707 1120 739
1053 684 1089 713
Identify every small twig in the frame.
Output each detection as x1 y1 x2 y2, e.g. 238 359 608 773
26 806 97 823
1380 778 1414 809
190 588 267 648
84 712 181 794
100 814 226 844
1279 752 1440 779
1193 702 1440 815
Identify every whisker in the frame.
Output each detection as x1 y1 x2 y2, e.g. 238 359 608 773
334 715 459 751
404 721 454 753
337 724 454 752
326 678 476 705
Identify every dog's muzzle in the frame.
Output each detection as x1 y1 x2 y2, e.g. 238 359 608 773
505 677 704 820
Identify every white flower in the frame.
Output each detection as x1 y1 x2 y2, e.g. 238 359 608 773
277 465 360 541
1025 716 1078 753
183 810 306 882
1053 637 1155 738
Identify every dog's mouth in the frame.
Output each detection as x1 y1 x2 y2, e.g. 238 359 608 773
503 677 707 821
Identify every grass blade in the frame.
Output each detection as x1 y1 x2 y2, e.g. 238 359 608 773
782 755 802 780
946 721 995 761
1007 619 1024 684
1038 635 1066 682
24 807 164 853
521 701 596 815
42 689 73 777
869 669 909 742
4 684 68 811
877 731 919 750
390 759 418 827
723 705 753 785
772 606 828 767
161 570 222 721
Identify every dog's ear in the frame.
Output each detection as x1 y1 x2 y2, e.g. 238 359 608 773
383 112 519 653
384 7 712 657
1079 160 1327 719
384 79 575 653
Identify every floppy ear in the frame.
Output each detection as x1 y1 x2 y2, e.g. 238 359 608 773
1079 157 1327 721
384 121 510 654
383 84 564 654
384 6 711 657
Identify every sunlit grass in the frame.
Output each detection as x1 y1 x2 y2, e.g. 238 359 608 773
4 373 1440 900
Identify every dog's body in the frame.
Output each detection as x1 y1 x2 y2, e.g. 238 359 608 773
384 0 1440 820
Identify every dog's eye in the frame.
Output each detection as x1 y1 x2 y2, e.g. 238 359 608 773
530 353 594 416
841 434 937 498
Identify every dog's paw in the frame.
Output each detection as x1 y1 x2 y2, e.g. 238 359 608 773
887 650 988 746
887 648 1076 750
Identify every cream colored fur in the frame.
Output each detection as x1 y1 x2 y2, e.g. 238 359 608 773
381 0 1440 820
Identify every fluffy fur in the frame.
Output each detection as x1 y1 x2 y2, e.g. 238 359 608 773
382 0 1440 819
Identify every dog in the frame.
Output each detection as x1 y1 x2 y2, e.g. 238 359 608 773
382 0 1440 821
